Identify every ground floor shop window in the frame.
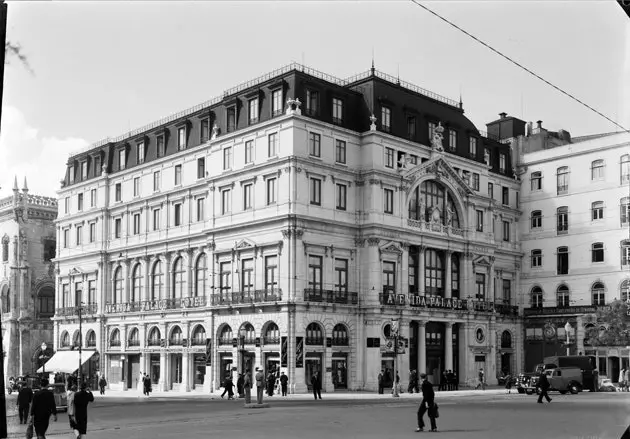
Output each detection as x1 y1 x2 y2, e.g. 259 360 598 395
305 353 322 390
108 356 123 383
193 355 206 386
170 354 183 386
150 354 160 385
332 354 347 389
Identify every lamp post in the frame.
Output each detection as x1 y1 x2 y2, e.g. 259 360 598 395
77 303 84 388
564 321 572 356
391 318 400 398
40 342 48 375
238 328 246 375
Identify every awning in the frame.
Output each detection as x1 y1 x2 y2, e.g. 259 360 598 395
37 350 97 374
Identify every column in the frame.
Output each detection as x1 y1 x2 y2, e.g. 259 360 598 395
186 249 194 298
458 323 469 385
124 259 131 303
444 251 452 299
401 245 409 297
488 316 498 385
159 352 167 392
205 314 214 393
418 321 427 374
445 323 453 371
489 257 495 302
367 238 381 305
464 253 474 300
418 246 426 295
182 352 190 392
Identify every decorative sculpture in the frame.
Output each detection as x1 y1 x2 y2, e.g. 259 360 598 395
369 114 377 131
431 122 445 152
211 123 220 140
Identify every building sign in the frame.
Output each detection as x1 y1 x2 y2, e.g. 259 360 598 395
205 339 212 366
384 293 407 306
409 295 469 310
295 337 304 368
281 336 288 367
104 297 208 314
524 305 605 317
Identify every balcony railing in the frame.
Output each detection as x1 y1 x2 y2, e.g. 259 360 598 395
303 289 358 305
218 337 233 346
55 303 98 317
212 289 282 306
305 336 324 345
332 337 349 346
263 336 280 345
147 339 161 346
407 219 465 237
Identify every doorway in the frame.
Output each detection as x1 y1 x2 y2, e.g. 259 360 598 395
126 355 140 389
331 354 347 389
219 354 233 386
381 354 394 389
305 353 322 390
240 351 255 374
150 354 160 385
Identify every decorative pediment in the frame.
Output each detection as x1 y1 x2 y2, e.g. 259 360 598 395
473 256 491 266
379 241 403 255
69 267 84 276
402 157 474 197
234 238 256 250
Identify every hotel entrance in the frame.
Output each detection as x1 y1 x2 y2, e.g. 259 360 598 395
331 354 347 389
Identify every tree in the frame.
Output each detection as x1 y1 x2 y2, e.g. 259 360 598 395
585 300 630 347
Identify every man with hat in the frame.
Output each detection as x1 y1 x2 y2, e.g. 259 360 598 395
416 373 437 433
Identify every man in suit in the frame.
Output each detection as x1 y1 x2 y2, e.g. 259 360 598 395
30 378 57 439
279 372 289 396
16 382 34 424
311 371 322 400
416 373 437 433
244 369 252 404
255 368 265 404
72 382 95 439
377 370 384 394
537 372 552 404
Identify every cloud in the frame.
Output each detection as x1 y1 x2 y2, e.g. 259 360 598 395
0 106 88 199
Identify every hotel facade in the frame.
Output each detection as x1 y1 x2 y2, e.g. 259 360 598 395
53 64 522 393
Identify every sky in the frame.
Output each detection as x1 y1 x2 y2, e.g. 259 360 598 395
1 0 629 198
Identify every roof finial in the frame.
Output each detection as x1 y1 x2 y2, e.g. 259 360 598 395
13 176 18 191
22 177 29 192
459 86 464 110
397 63 400 85
371 47 375 75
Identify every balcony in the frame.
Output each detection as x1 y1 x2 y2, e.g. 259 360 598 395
407 219 465 237
263 336 280 345
104 296 208 314
332 337 349 346
55 303 98 317
212 289 282 306
305 336 324 345
494 303 519 317
218 337 233 346
147 338 161 347
303 289 358 305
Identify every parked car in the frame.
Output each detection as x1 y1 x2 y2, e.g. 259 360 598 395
599 378 618 392
516 372 535 394
546 367 583 394
48 383 68 412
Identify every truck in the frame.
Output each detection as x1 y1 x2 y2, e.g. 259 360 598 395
523 356 596 394
546 367 584 394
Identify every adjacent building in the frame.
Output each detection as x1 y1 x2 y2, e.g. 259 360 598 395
1 178 57 383
53 63 523 393
515 124 630 379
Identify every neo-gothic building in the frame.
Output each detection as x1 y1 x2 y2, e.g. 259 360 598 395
515 125 630 380
53 63 522 393
1 178 57 383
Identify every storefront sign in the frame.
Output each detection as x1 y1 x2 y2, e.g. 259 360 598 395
409 294 468 310
384 293 406 305
524 305 603 316
180 296 207 309
281 337 288 367
296 337 304 368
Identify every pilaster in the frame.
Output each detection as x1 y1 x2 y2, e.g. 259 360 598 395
444 250 452 299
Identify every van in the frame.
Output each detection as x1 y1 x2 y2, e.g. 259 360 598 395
547 367 583 394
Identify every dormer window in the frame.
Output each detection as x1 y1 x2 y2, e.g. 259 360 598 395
157 135 165 158
69 166 75 184
177 127 186 151
200 118 210 143
271 89 283 116
499 153 507 174
469 137 477 158
381 107 391 133
136 141 145 165
227 107 236 133
81 161 88 180
248 98 259 125
332 98 343 125
118 149 126 171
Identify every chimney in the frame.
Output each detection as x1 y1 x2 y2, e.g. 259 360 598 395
527 122 533 136
536 120 543 129
499 112 507 119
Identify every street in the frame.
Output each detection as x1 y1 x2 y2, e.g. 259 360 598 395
4 390 629 439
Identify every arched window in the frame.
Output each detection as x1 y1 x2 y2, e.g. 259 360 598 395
408 180 459 228
195 253 207 297
621 280 630 302
239 323 255 344
531 210 542 229
1 235 8 262
332 323 349 346
621 154 630 184
591 282 605 306
86 330 96 347
531 286 543 308
451 254 460 298
148 327 161 346
424 249 444 296
172 257 186 299
128 328 140 347
557 284 570 308
152 260 163 300
305 322 324 345
556 166 569 194
131 263 143 303
37 286 54 319
591 159 604 180
170 326 183 345
110 329 121 347
1 285 10 314
60 331 70 348
263 322 279 344
584 323 595 346
219 325 232 345
72 330 82 348
501 330 512 348
112 267 123 304
191 325 206 346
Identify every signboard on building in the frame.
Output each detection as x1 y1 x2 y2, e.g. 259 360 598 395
523 305 605 316
296 337 304 368
281 336 288 367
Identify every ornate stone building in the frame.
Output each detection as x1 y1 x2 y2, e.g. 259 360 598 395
1 178 57 382
54 63 522 393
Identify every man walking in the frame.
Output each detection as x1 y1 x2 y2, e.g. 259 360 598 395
255 368 265 404
30 378 58 439
537 372 552 404
244 369 252 404
416 373 437 433
16 382 33 424
377 370 384 394
98 376 107 395
72 382 95 439
280 372 289 396
476 368 485 390
311 371 322 400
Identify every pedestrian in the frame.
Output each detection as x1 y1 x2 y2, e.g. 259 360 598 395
236 373 244 399
67 383 79 438
16 382 33 424
624 368 630 392
98 376 107 396
476 368 485 390
280 372 289 396
311 371 322 400
619 368 626 391
221 375 235 400
255 368 265 404
452 370 458 391
266 372 275 397
505 373 513 394
72 382 95 439
439 370 447 391
30 378 58 439
377 370 384 394
393 372 401 394
407 370 417 394
537 372 552 404
416 373 437 433
244 369 252 404
143 374 152 396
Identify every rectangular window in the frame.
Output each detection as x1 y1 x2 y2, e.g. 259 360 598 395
248 98 259 124
381 107 391 132
76 225 82 246
223 147 232 170
310 178 321 206
407 116 416 139
88 280 96 305
118 149 126 170
592 242 604 263
557 167 569 194
133 177 140 197
89 222 96 243
133 213 141 235
531 249 542 267
268 133 278 157
219 262 231 294
77 193 83 211
384 188 394 214
157 135 165 158
153 208 160 231
334 258 348 292
557 247 569 275
62 284 69 308
221 189 231 214
64 197 69 214
137 142 145 164
557 207 569 234
200 118 210 143
385 147 395 168
472 173 480 191
196 198 204 222
227 107 236 133
488 182 494 199
245 140 254 164
476 210 484 232
475 273 486 300
502 279 511 303
428 122 437 141
621 198 630 223
69 166 75 183
243 184 253 210
591 160 604 180
177 127 186 150
531 172 542 191
114 218 121 239
499 153 507 173
308 255 323 291
94 156 101 176
153 171 160 192
469 137 477 157
503 221 510 242
502 187 509 205
175 164 182 186
449 130 457 151
336 184 347 211
332 98 343 124
383 261 396 293
335 139 346 164
306 90 319 116
266 178 276 205
309 132 321 157
241 258 254 293
90 189 96 207
265 255 278 290
174 203 183 226
622 245 630 266
197 158 205 179
63 229 69 248
271 89 283 116
81 161 88 180
115 183 121 202
531 211 542 229
592 201 604 220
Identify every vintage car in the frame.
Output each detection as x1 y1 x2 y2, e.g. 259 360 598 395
48 383 68 412
546 367 583 394
599 378 618 392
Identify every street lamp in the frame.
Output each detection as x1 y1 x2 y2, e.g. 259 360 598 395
391 318 400 398
40 342 48 375
238 328 246 374
564 321 572 356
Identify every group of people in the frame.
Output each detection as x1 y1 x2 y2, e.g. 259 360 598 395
137 373 153 396
619 368 630 391
221 369 291 402
438 370 459 391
